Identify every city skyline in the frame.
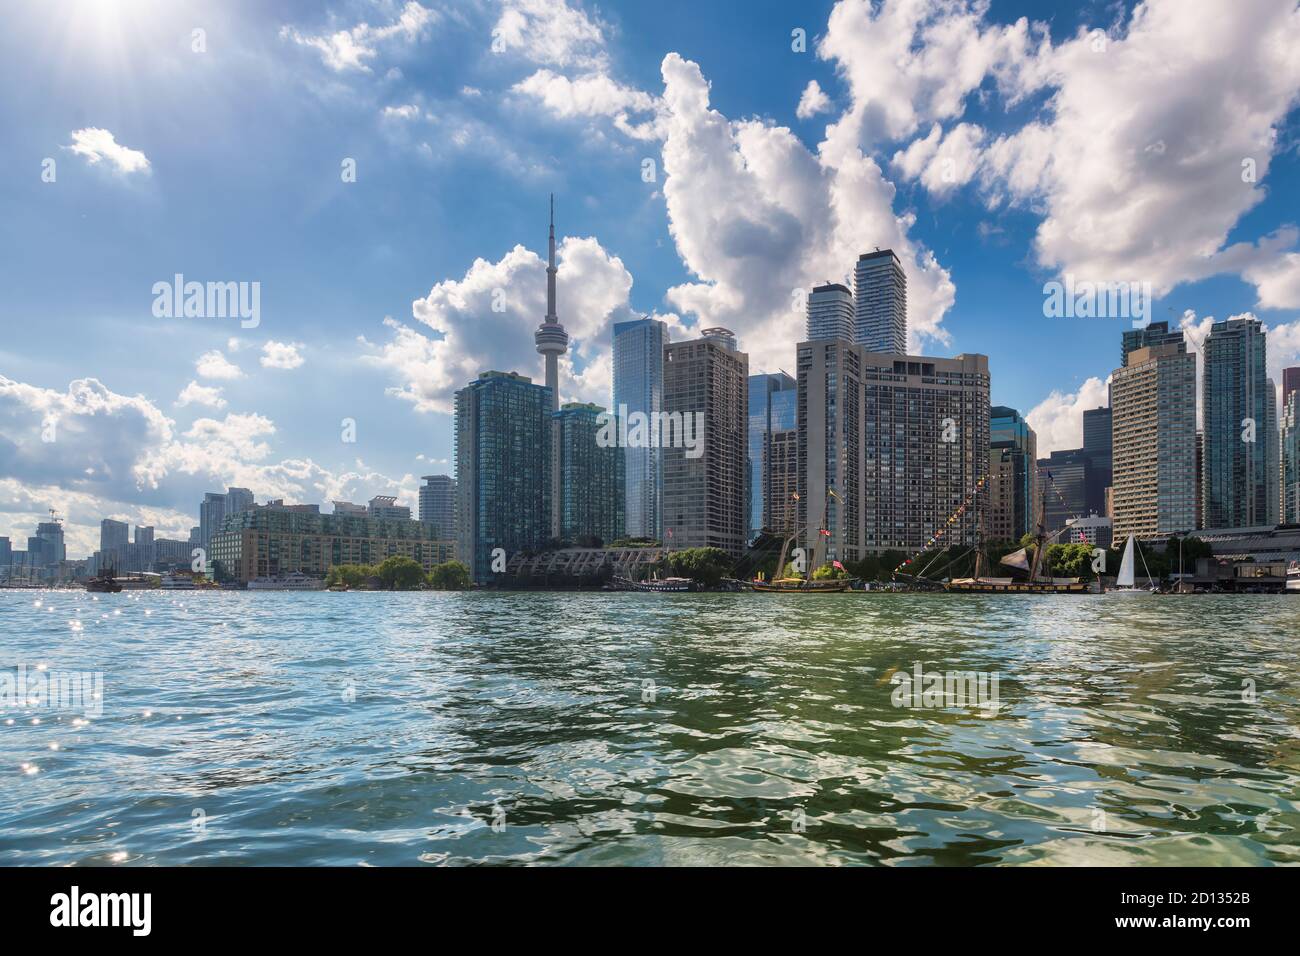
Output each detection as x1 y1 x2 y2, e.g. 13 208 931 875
3 0 1300 560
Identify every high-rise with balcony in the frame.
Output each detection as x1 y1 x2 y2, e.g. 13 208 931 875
556 403 625 545
806 283 854 343
1110 340 1197 539
747 372 797 540
612 317 668 541
798 342 989 560
419 475 457 541
662 330 749 556
454 370 553 583
1203 316 1278 529
853 250 907 353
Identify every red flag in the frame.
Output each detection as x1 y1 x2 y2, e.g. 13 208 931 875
819 528 831 537
832 560 845 571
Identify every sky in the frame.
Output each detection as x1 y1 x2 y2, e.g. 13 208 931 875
1 0 1299 559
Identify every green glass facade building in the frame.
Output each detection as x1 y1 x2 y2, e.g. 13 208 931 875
555 402 625 546
454 371 553 583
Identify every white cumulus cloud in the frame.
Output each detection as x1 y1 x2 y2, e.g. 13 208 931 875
195 350 243 380
64 128 150 175
260 341 305 370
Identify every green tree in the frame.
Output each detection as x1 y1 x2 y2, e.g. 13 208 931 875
812 562 847 580
326 563 375 588
377 555 425 591
428 560 471 590
659 547 733 587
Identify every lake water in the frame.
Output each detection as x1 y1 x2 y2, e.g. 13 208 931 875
1 589 1298 866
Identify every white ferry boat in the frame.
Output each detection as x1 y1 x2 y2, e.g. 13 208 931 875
247 572 326 591
160 572 196 590
1287 562 1300 592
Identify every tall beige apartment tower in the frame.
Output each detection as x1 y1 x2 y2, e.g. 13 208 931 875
662 328 749 557
797 341 990 562
1110 341 1198 539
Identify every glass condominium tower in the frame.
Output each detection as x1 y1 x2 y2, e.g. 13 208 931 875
454 371 553 583
853 249 907 353
612 317 668 541
556 403 625 545
1203 316 1279 529
806 283 854 342
747 372 797 540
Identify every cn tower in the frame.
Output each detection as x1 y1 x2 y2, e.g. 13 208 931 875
535 194 569 540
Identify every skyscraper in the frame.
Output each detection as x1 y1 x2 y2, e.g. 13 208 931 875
1282 366 1300 407
853 249 907 353
799 342 989 559
34 520 65 567
419 475 457 541
806 283 854 342
747 372 797 540
663 330 749 556
1082 406 1113 516
199 492 226 555
1110 340 1198 539
1121 320 1186 368
612 316 668 541
100 518 129 570
989 406 1038 542
534 195 569 541
367 496 411 520
1203 316 1278 528
455 370 553 583
556 402 625 545
1036 449 1091 535
1283 389 1300 524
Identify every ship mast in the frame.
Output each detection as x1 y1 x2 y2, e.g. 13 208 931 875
1028 474 1048 584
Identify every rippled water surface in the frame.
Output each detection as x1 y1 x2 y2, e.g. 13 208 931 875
2 589 1298 866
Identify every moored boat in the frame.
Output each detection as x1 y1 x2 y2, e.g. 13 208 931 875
84 569 123 594
247 571 326 591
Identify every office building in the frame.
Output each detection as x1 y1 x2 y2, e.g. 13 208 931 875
556 403 625 545
1037 449 1091 535
1121 320 1186 367
989 406 1038 542
419 475 457 541
210 503 453 584
747 372 797 540
1203 316 1279 528
226 487 255 517
1110 340 1198 539
799 342 990 560
1082 406 1113 517
455 370 553 583
613 317 668 541
199 492 226 555
1280 366 1300 406
1065 514 1113 549
100 518 130 571
662 330 749 556
806 283 854 343
853 249 907 353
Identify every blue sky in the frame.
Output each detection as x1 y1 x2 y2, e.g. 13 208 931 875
2 0 1299 557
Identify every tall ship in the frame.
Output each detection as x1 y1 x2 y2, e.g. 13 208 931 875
748 490 852 593
85 568 123 594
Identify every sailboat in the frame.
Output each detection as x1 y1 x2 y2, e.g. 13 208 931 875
945 478 1090 594
1107 534 1154 595
750 490 852 593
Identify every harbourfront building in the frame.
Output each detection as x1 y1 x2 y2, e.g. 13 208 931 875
1282 387 1300 523
209 502 454 584
1110 340 1198 539
612 316 668 541
1082 406 1113 517
1202 316 1278 529
555 402 625 545
662 330 749 556
454 370 553 583
747 372 797 540
419 475 457 541
989 405 1038 542
798 342 990 561
853 249 907 353
99 518 129 571
806 282 854 343
1036 449 1090 535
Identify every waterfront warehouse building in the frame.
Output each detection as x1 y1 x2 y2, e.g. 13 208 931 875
798 342 990 560
662 329 749 556
1203 316 1279 529
556 402 625 546
455 370 553 583
1110 340 1198 539
209 502 454 583
612 316 668 541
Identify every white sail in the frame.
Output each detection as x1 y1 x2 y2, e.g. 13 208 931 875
999 547 1031 572
1117 534 1136 588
